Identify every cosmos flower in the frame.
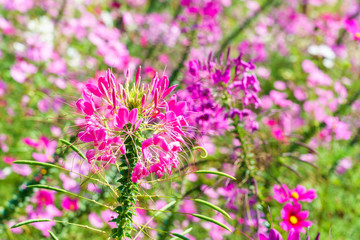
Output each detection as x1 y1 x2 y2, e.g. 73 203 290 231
280 202 312 232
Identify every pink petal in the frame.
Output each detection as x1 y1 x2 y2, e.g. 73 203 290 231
117 108 129 126
129 108 138 125
79 131 95 142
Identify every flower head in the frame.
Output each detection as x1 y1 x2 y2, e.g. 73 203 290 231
345 18 360 42
76 67 190 182
273 184 317 203
280 202 312 232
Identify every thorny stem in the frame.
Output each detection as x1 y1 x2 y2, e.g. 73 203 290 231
233 116 269 233
111 135 141 239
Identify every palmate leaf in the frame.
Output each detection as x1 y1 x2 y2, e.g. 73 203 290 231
194 170 236 180
191 214 231 232
11 219 52 228
193 199 231 219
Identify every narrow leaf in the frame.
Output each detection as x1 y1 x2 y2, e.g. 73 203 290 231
60 139 87 161
194 199 231 219
27 185 110 209
195 170 236 180
48 231 59 240
13 160 60 169
169 228 193 240
191 214 231 232
170 233 190 240
153 200 176 218
13 160 107 186
11 219 51 228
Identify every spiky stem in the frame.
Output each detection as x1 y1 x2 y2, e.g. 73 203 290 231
111 136 141 239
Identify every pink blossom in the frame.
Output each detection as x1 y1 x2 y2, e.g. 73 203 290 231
131 162 149 183
61 197 79 211
34 190 55 207
280 202 312 232
10 60 37 83
345 18 360 42
336 157 352 174
101 210 117 228
89 212 104 228
273 184 317 203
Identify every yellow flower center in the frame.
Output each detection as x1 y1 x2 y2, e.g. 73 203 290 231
290 216 298 224
356 32 360 38
291 192 299 199
40 169 47 175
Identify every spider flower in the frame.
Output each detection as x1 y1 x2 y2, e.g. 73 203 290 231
75 67 189 183
180 51 261 137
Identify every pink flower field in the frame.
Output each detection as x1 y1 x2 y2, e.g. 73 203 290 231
0 0 359 239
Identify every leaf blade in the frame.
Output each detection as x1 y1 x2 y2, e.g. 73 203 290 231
191 214 231 232
195 170 236 180
194 199 231 219
11 219 52 228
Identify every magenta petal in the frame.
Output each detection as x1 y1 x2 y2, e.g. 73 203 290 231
86 83 103 97
299 220 312 228
279 221 291 231
287 229 300 240
153 135 170 152
32 153 48 162
297 211 309 220
117 108 129 125
115 116 125 129
95 128 106 142
142 138 153 149
134 118 143 131
292 202 302 213
129 108 138 125
163 85 177 98
79 131 95 142
258 233 269 240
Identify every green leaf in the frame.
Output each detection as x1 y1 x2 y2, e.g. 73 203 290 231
193 199 231 219
12 160 60 169
48 231 59 240
169 228 193 240
191 214 231 232
26 184 110 209
60 139 87 161
170 233 190 240
11 219 51 228
194 170 236 180
153 200 176 218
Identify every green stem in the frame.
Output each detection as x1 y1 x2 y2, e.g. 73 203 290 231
111 137 141 239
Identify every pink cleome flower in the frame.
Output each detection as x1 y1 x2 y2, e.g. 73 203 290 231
75 68 189 183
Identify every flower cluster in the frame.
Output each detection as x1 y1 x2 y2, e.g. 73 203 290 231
273 184 317 232
259 228 320 240
76 68 189 183
180 52 261 139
